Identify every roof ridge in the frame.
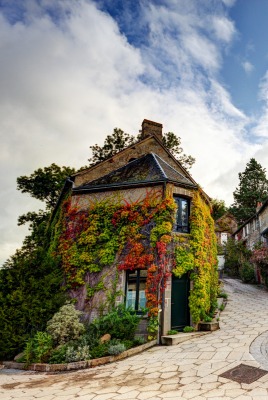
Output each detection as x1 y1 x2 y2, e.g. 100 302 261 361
154 153 192 184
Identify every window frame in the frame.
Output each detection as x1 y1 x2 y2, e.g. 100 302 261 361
174 196 190 233
125 269 147 313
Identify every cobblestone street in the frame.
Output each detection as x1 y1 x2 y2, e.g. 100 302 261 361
2 278 268 399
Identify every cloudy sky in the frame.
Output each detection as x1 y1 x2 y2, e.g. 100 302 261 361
1 0 268 265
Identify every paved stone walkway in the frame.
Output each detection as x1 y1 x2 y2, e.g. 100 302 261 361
2 278 268 399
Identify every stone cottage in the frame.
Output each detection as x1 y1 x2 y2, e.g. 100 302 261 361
53 119 218 338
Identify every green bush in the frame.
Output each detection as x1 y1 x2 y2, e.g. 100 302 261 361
46 303 85 345
89 343 108 359
23 332 53 364
48 345 68 364
167 330 178 335
240 261 255 283
88 305 140 341
108 343 126 356
183 326 194 333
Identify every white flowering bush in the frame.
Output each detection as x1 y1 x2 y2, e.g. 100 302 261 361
46 303 85 345
65 344 91 362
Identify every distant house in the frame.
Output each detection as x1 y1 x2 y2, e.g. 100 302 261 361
215 213 237 248
52 119 218 338
233 199 268 283
233 200 268 249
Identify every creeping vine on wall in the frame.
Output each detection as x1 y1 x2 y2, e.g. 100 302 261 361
50 187 218 328
173 190 218 323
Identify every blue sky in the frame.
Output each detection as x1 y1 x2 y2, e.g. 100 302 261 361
1 0 268 265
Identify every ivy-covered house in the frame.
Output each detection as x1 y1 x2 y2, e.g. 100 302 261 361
51 119 218 339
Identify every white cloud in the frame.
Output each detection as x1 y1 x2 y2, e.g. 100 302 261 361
0 0 263 265
242 60 254 74
211 16 236 42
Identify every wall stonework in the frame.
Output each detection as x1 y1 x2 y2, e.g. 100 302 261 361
72 186 164 211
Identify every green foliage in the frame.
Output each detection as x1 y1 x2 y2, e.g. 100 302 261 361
147 315 159 340
65 344 91 362
183 326 194 333
240 261 255 283
211 198 227 221
88 305 140 341
162 132 195 170
89 128 136 166
17 163 75 211
218 291 228 299
23 332 53 364
0 246 65 361
230 158 268 225
88 127 195 170
46 304 85 345
48 345 69 364
167 330 178 335
173 190 219 324
107 343 126 356
219 304 225 311
224 237 252 279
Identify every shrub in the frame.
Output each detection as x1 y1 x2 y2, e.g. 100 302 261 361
23 332 53 364
48 345 68 364
240 261 255 283
108 343 126 356
167 330 178 335
218 291 228 299
88 305 140 341
89 343 108 359
183 326 194 333
65 344 91 362
46 303 85 345
132 337 146 346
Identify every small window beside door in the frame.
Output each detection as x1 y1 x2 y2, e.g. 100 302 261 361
125 269 147 312
174 196 190 233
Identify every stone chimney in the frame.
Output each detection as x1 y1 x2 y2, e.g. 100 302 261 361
141 119 163 141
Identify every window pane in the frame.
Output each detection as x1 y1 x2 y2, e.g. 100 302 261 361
174 197 189 233
181 199 188 227
126 271 137 309
138 280 146 309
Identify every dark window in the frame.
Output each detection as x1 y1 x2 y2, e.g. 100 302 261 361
174 197 190 233
125 269 147 311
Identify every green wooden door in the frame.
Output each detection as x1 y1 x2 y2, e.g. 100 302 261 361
171 274 190 331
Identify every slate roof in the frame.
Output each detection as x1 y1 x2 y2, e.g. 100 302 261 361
73 153 196 193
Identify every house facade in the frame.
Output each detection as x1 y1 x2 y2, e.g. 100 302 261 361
52 119 218 338
233 199 268 283
233 200 268 249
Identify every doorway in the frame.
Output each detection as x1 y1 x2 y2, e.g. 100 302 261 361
171 274 190 331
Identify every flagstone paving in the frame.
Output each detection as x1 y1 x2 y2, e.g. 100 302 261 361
2 278 268 399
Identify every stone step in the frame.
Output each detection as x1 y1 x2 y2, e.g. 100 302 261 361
161 331 210 346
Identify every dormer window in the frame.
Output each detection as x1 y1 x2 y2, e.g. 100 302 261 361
174 196 190 233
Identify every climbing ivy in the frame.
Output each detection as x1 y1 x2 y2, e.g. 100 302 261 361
173 190 218 323
51 188 218 329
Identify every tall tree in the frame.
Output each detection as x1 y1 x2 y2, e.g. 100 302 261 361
88 128 195 170
17 163 75 229
0 163 75 359
230 158 268 225
211 198 227 221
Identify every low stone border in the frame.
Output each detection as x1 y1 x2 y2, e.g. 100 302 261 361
1 340 157 372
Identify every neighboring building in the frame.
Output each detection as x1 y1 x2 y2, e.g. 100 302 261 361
233 199 268 283
53 119 218 338
233 200 268 249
